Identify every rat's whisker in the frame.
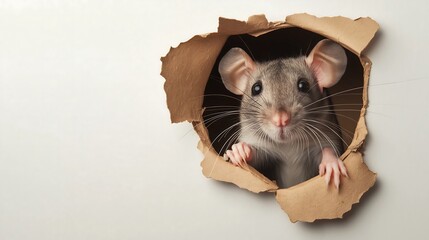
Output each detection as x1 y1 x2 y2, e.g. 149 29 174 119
303 119 349 148
305 124 340 157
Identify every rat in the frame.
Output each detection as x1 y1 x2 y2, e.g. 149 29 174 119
218 39 349 189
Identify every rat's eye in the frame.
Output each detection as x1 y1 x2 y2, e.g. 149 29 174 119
297 78 310 93
251 81 263 96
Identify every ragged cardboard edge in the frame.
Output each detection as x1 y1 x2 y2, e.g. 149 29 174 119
286 13 379 56
193 117 279 193
198 141 278 193
161 13 379 222
353 57 371 150
345 58 371 152
161 34 228 123
218 14 291 37
276 152 376 223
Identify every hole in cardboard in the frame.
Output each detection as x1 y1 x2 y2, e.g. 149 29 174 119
202 27 363 187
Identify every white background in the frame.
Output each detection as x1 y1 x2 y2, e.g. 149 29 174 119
0 1 428 239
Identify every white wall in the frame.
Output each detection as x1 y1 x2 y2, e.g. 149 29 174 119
0 1 428 239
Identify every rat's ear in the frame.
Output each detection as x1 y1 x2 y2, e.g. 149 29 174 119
218 48 255 95
306 39 347 91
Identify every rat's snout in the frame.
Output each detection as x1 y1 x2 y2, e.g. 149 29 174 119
271 110 290 127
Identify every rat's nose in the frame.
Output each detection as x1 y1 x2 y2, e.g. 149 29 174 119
272 111 290 127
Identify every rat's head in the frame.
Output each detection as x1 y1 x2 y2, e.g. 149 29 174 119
218 39 347 144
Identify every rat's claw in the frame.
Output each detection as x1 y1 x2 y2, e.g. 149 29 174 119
232 144 246 160
322 161 342 188
226 142 253 167
232 144 245 164
321 159 347 188
324 165 332 185
227 148 244 167
320 148 348 189
332 163 340 189
225 150 237 166
232 148 244 167
338 159 348 178
319 163 326 176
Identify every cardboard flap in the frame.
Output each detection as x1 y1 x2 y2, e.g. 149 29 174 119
286 13 379 56
161 34 228 123
199 141 278 193
276 152 376 222
218 15 269 35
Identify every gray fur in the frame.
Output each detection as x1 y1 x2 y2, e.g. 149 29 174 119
238 57 343 188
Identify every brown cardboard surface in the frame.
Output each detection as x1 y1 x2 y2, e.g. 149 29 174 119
161 34 228 123
198 140 278 193
276 152 376 222
161 13 379 222
286 14 379 56
193 117 279 192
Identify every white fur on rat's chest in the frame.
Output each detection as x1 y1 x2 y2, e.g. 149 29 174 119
240 131 321 187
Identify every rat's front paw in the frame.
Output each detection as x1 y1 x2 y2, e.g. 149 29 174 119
224 142 252 167
319 148 348 189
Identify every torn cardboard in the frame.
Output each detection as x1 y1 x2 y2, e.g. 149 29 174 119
161 13 379 222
